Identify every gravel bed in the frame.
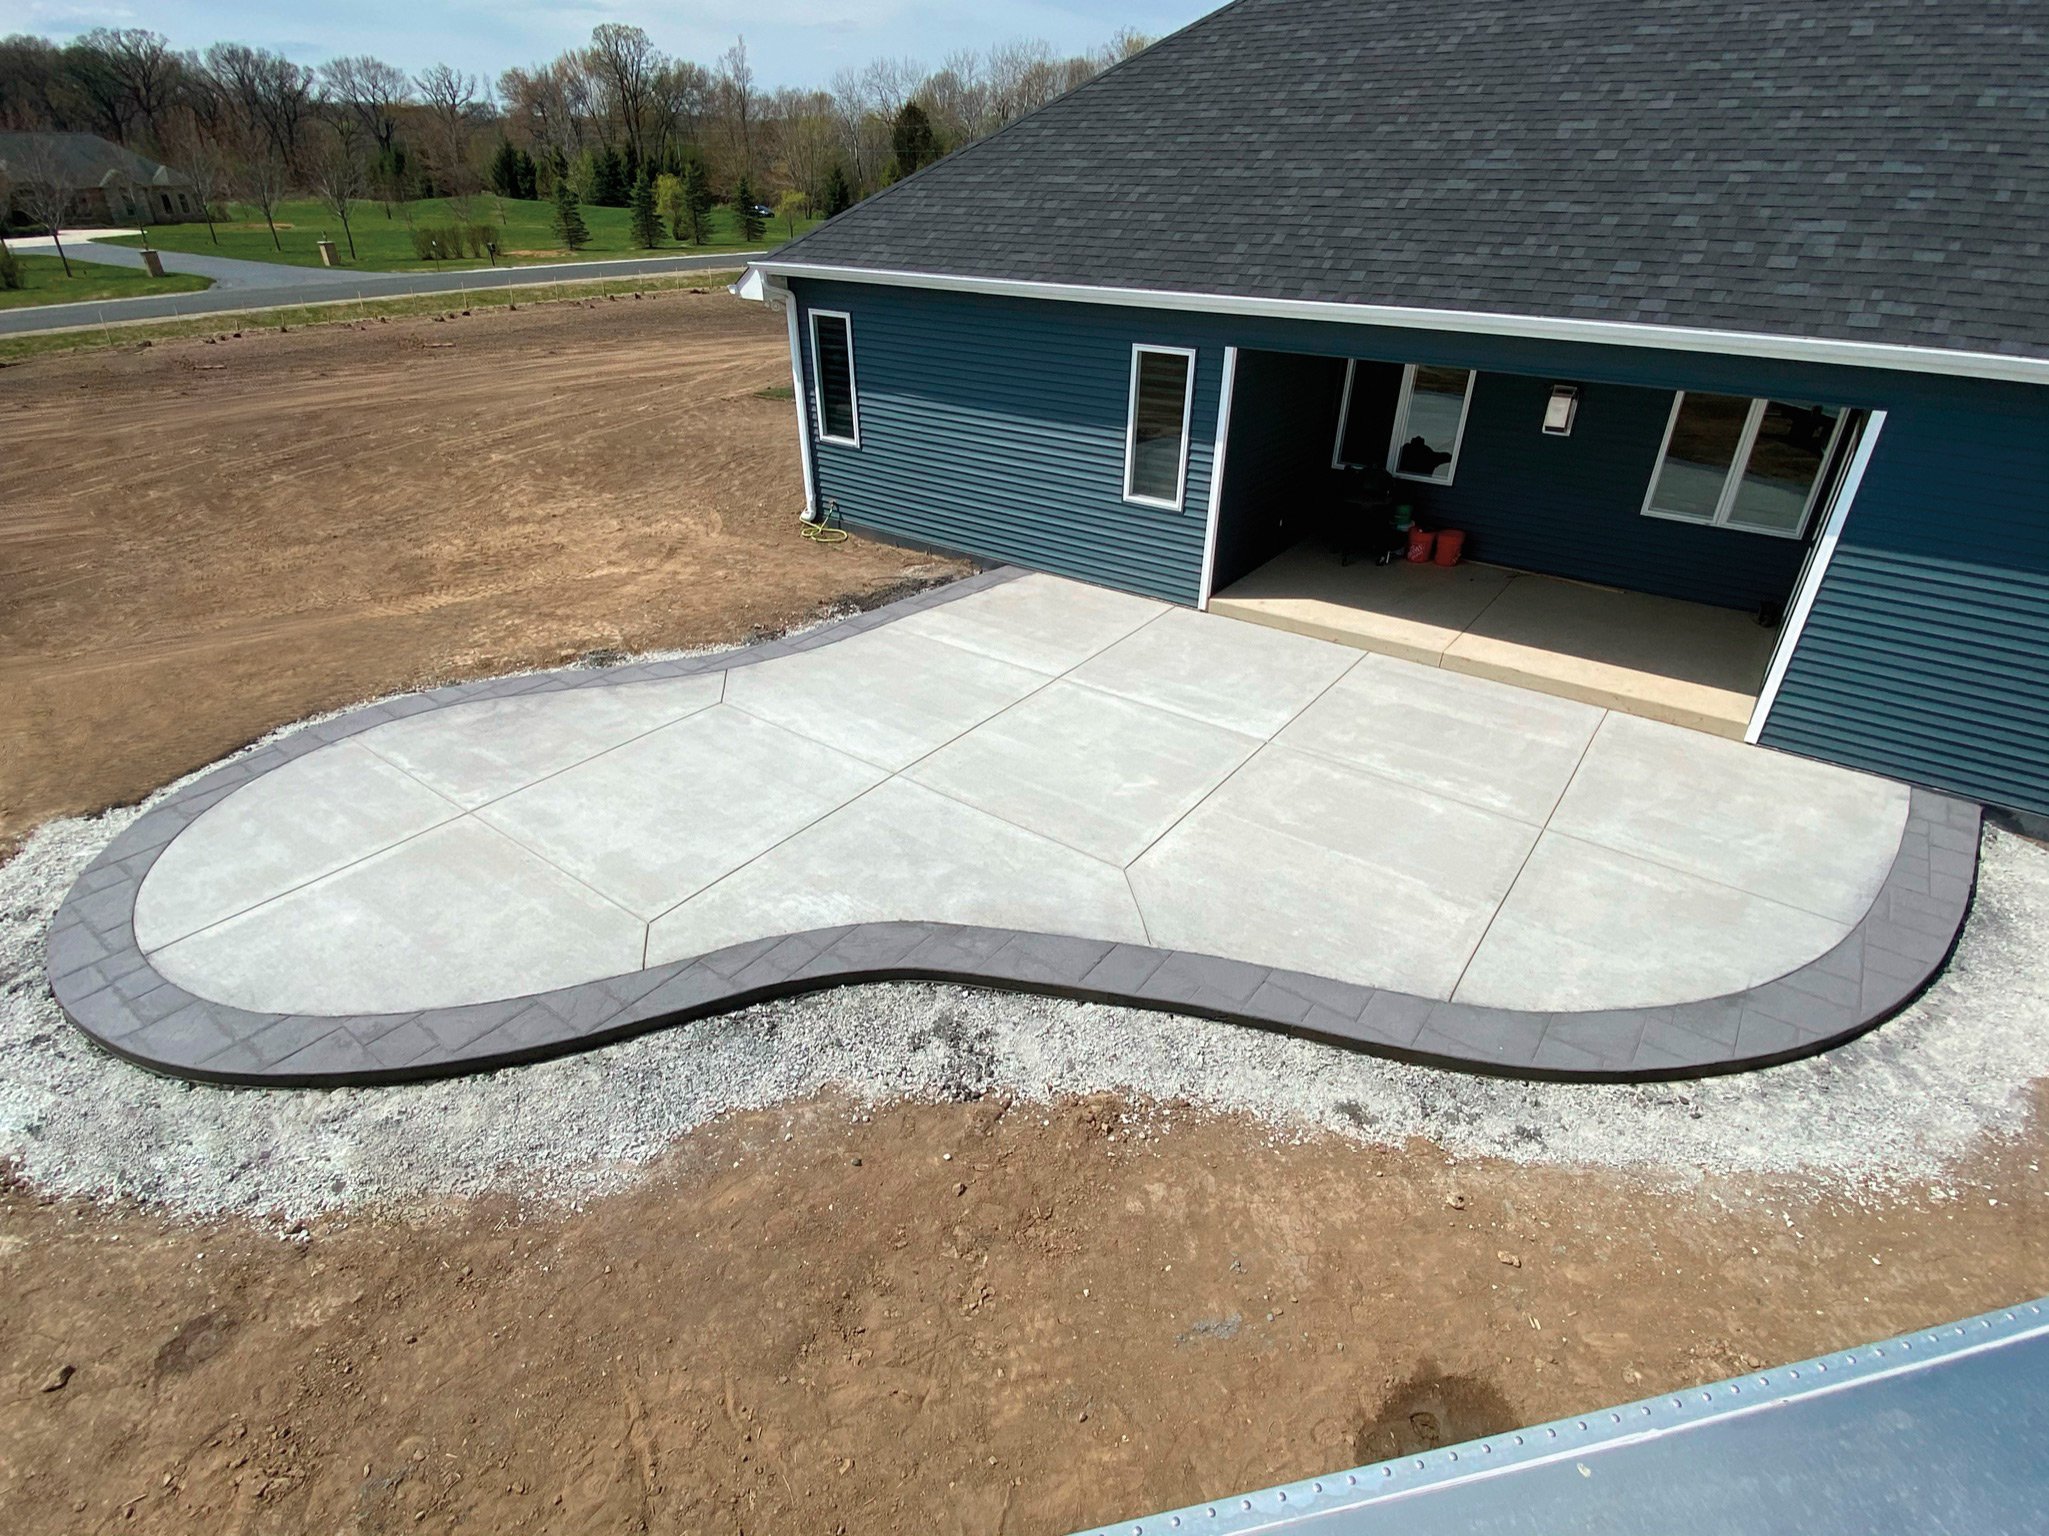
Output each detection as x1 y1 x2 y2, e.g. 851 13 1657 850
3 700 2046 1222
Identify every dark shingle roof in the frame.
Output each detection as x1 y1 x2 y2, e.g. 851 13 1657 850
0 132 191 190
775 0 2049 362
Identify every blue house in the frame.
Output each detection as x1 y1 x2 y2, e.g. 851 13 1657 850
739 0 2049 816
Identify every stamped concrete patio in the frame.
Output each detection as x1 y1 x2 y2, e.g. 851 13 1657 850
48 569 1978 1085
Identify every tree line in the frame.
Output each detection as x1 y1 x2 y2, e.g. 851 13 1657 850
0 25 1150 261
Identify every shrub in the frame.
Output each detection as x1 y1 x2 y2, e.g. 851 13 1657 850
464 223 498 258
409 225 440 260
0 245 21 291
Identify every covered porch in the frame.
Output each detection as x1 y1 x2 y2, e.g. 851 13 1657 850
1210 546 1781 738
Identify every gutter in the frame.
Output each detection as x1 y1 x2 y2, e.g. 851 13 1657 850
734 260 2049 389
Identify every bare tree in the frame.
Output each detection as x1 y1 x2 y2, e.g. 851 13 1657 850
161 106 229 243
715 37 756 177
310 113 368 259
586 23 661 169
205 43 313 169
773 93 838 213
225 116 292 250
12 132 77 274
651 58 711 167
415 62 482 218
96 29 186 149
316 55 410 155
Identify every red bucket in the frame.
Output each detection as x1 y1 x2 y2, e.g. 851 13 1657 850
1405 526 1436 563
1433 529 1466 566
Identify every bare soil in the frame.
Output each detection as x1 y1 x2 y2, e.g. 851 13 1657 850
0 288 962 849
3 293 2046 1534
4 1096 2045 1533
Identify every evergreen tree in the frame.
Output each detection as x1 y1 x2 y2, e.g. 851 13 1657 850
515 148 539 200
592 145 629 206
890 102 938 180
628 168 661 248
676 158 713 244
489 140 522 198
823 163 854 217
735 173 765 242
552 179 591 251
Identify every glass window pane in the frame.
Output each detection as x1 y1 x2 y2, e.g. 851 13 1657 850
1649 392 1749 519
1128 350 1191 503
1392 366 1470 481
815 315 856 441
1726 401 1842 534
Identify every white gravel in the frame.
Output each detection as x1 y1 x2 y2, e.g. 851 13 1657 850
3 732 2046 1221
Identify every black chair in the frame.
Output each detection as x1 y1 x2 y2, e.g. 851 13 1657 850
1331 464 1403 566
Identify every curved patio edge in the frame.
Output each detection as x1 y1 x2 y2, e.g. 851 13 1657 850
44 568 1983 1088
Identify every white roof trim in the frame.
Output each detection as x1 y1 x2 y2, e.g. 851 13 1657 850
738 260 2049 388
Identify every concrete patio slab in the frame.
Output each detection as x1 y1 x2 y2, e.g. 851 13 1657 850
647 777 1147 964
725 623 1045 769
133 741 460 950
1068 605 1362 738
1210 544 1781 737
892 571 1166 675
1129 747 1538 997
1553 713 1911 923
1209 545 1514 664
1454 833 1852 1010
149 819 645 1015
49 567 1974 1086
476 705 887 919
357 675 724 809
906 680 1258 864
1276 655 1603 824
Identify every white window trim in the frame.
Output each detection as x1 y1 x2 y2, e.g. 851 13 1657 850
1122 343 1198 511
1642 393 1848 540
1384 362 1476 485
1330 358 1364 469
1198 346 1240 608
808 307 861 448
1745 410 1885 743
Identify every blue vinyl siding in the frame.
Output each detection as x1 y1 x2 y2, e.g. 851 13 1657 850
1410 373 1810 611
787 276 2049 809
1760 383 2049 815
795 279 1219 603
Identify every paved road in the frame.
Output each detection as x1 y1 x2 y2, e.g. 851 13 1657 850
0 238 767 337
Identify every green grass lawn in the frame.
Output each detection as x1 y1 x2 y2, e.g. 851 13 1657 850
0 252 213 310
104 195 816 273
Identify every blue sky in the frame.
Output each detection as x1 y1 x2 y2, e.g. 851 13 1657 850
18 1 1215 90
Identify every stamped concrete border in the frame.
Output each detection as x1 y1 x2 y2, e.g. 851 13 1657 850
45 568 1982 1088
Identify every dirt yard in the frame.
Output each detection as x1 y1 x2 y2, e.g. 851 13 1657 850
2 295 2046 1535
0 288 960 849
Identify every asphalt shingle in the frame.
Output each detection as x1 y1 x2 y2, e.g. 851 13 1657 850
773 0 2049 360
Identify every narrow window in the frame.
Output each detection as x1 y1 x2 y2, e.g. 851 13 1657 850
1645 393 1846 538
1123 344 1196 509
1387 364 1475 484
809 309 859 447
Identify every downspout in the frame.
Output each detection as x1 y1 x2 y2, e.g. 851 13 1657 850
733 266 818 521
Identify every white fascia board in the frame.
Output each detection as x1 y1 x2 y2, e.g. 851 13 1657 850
735 260 2049 389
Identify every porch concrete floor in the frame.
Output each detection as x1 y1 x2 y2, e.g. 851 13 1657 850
129 573 1909 1024
1209 543 1783 737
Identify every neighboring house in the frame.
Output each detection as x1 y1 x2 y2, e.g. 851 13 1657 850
0 131 203 227
739 0 2049 817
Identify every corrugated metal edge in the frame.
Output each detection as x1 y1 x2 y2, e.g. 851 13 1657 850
1070 1297 2049 1536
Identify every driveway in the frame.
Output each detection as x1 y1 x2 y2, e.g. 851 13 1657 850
0 233 764 337
50 570 1975 1085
